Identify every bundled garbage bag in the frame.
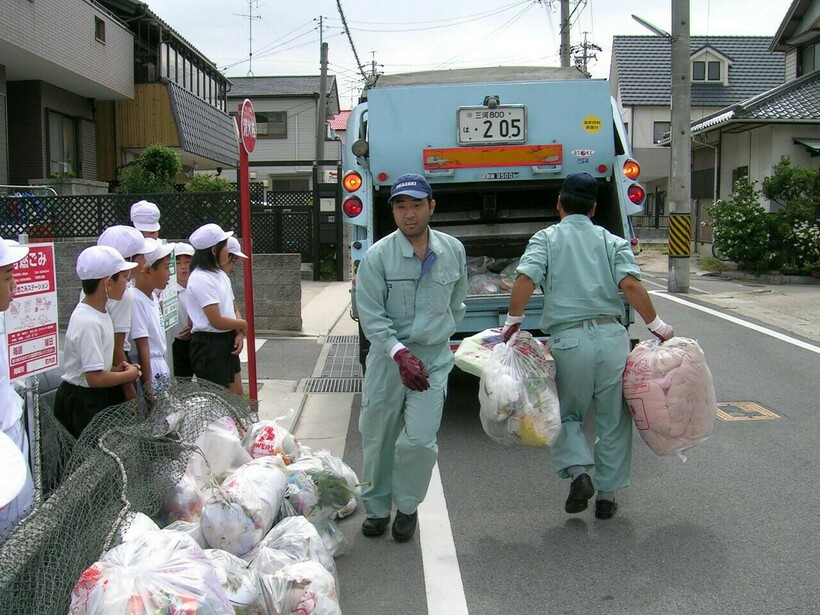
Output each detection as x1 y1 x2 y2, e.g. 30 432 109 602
115 512 159 546
478 332 561 447
158 471 205 525
257 560 341 615
188 415 253 490
201 456 288 556
285 450 360 522
454 327 504 377
244 419 301 463
624 337 717 458
163 519 208 548
68 531 233 614
248 516 336 578
204 549 265 614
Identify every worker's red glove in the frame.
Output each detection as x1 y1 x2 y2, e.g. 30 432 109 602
501 314 524 343
393 349 430 392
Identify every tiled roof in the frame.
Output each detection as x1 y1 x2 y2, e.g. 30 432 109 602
690 70 820 134
329 110 350 131
227 76 337 98
167 81 239 167
612 36 784 107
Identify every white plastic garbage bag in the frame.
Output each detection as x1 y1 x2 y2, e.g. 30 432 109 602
201 456 288 556
257 560 341 615
249 516 336 579
478 332 561 447
204 548 264 614
187 415 253 490
623 337 717 458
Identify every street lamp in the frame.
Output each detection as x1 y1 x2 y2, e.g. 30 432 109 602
632 3 691 293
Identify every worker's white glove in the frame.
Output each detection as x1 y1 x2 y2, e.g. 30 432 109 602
647 316 674 342
502 314 525 343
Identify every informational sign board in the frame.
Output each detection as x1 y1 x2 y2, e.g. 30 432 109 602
6 243 59 381
161 249 178 330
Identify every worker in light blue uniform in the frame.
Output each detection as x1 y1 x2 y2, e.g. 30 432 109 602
503 172 675 520
356 173 467 542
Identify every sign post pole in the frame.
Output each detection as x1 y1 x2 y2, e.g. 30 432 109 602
238 99 258 400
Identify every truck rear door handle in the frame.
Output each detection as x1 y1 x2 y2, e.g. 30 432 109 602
424 169 455 177
531 165 562 174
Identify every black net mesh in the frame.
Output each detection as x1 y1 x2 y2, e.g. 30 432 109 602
0 378 258 615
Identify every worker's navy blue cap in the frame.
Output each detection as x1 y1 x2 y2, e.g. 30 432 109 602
389 173 432 202
560 172 598 201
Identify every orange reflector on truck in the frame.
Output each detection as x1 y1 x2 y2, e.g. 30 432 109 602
423 144 563 169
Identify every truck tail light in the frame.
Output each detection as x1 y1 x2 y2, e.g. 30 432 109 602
343 196 363 218
343 171 363 192
627 184 645 205
623 159 641 180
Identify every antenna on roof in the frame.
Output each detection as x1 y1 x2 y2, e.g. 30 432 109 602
631 14 671 39
235 0 262 76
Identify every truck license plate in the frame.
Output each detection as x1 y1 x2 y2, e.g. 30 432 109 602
458 106 526 145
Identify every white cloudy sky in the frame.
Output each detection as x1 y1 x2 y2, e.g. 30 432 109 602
146 0 794 108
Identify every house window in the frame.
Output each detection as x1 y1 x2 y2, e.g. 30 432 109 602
693 60 722 82
94 17 105 43
731 166 748 187
653 121 671 144
48 111 77 176
256 112 287 139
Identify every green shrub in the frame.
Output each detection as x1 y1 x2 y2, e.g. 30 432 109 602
117 144 182 194
185 173 233 192
762 156 820 225
706 179 777 275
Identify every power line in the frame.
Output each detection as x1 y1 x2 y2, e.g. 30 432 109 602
339 2 530 33
335 0 368 80
341 1 527 26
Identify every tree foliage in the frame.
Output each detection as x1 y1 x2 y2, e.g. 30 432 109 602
762 156 820 224
116 144 182 194
184 173 233 192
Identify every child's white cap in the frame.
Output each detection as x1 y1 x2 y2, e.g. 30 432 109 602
130 200 161 232
174 242 195 257
190 223 233 250
99 225 157 259
76 245 138 281
145 242 176 268
0 238 28 268
227 236 248 259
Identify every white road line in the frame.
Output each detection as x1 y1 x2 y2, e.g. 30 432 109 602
239 338 267 363
641 273 709 294
650 291 820 355
418 462 469 615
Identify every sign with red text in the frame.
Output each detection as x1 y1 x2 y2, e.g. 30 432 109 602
240 98 257 154
6 243 59 381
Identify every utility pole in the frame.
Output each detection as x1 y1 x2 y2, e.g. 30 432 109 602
313 41 329 281
572 31 601 77
668 0 691 292
559 0 571 67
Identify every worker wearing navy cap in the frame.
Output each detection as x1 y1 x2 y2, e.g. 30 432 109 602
503 172 674 520
355 173 467 542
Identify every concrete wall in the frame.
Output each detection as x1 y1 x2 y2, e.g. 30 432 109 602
54 241 302 333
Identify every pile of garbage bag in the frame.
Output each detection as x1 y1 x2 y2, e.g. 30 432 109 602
466 256 542 296
69 410 361 615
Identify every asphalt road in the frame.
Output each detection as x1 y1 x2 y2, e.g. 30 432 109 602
334 272 820 614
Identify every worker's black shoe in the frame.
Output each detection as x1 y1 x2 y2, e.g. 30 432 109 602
565 473 594 514
595 499 618 520
361 516 390 537
391 510 418 542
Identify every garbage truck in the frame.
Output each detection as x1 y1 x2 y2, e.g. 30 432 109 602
341 66 646 367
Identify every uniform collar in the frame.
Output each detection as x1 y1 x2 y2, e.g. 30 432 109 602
397 227 440 257
561 214 594 226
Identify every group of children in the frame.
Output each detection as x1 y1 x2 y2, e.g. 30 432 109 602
53 201 249 439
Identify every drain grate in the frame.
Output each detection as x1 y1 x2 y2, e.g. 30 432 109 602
326 335 358 344
716 401 781 421
322 342 362 378
303 377 362 393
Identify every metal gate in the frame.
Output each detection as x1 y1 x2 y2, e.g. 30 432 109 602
250 191 314 260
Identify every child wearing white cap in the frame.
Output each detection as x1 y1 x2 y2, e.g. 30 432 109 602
130 200 161 240
131 242 176 401
221 236 249 396
96 225 157 401
0 238 34 537
54 246 141 439
170 243 195 379
186 224 247 390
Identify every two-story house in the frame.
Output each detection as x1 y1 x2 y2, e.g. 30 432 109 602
682 0 819 225
610 36 784 237
222 76 341 198
0 0 237 189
